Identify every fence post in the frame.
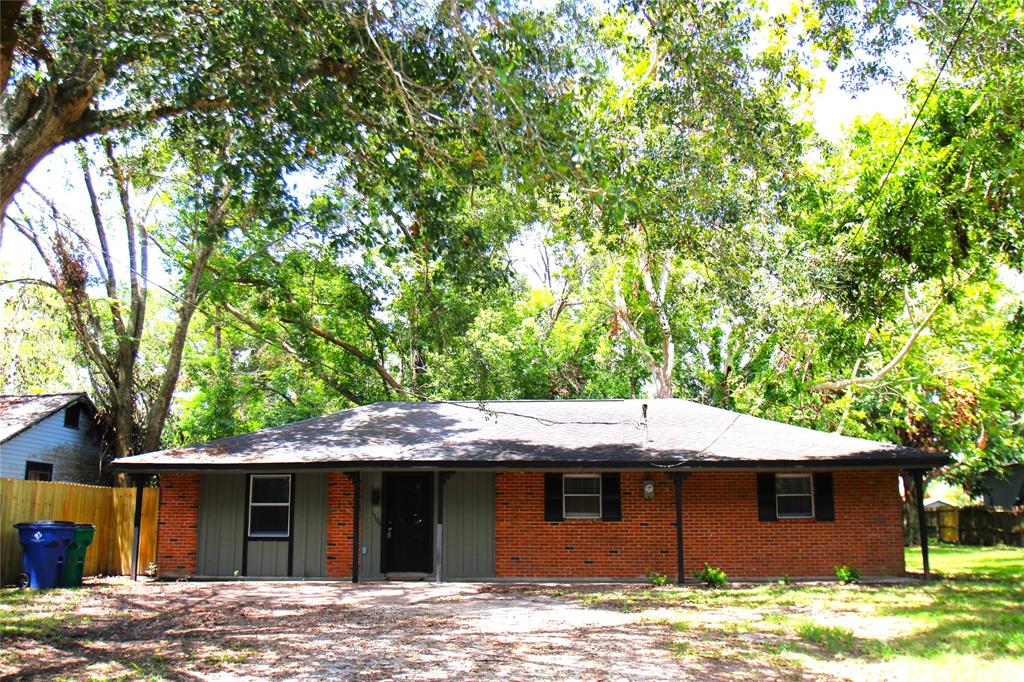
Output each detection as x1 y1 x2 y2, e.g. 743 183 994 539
130 476 145 581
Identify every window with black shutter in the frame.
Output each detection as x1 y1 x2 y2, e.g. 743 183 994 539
776 474 814 518
563 474 601 518
600 473 622 521
813 472 835 521
544 473 622 522
757 473 777 521
758 472 836 522
544 473 563 522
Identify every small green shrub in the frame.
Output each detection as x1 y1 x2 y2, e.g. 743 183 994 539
646 571 668 587
695 562 728 588
834 564 861 584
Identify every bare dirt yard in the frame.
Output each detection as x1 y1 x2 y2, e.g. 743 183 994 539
1 546 1021 681
0 578 742 681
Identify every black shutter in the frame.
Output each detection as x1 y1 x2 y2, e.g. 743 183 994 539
757 473 777 521
814 472 835 521
544 473 563 522
601 473 622 521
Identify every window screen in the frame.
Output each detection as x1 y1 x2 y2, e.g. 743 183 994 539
563 474 601 518
776 474 813 518
249 475 291 537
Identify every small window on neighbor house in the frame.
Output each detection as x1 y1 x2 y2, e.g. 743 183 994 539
63 404 80 429
776 474 814 518
563 474 602 519
25 461 53 481
248 475 292 538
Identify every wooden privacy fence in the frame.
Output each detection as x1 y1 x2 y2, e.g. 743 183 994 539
0 479 158 584
925 506 1024 547
926 508 961 543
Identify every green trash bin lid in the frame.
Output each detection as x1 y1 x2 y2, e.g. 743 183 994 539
72 524 96 547
61 524 96 587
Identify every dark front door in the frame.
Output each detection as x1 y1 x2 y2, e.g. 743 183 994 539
382 473 434 574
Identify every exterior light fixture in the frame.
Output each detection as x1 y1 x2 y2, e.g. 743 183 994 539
642 480 655 500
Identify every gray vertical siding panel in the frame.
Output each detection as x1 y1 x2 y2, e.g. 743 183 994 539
196 474 244 576
247 541 288 576
360 471 383 579
443 472 495 579
292 473 327 577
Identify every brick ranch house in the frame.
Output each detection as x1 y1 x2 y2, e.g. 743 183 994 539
112 399 946 582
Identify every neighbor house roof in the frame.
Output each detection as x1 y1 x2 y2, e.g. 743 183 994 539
113 399 947 472
0 393 90 444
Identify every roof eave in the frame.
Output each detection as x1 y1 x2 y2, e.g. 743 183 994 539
0 393 92 445
113 453 950 474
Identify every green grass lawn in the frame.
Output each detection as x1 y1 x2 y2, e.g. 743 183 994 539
568 544 1024 681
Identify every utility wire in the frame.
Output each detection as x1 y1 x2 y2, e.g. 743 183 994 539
777 0 981 394
847 0 980 246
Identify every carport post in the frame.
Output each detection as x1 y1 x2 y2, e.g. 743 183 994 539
670 472 689 585
130 475 145 581
346 472 361 583
912 469 930 580
435 472 454 583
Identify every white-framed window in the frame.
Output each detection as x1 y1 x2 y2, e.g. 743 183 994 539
776 474 814 518
248 474 292 538
563 474 602 519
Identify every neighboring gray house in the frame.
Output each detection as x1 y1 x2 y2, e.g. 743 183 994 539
0 393 104 484
980 463 1024 508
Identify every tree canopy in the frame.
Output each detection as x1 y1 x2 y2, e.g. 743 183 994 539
1 0 1021 491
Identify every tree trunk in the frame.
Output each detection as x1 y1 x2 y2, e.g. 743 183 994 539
141 239 216 452
612 247 675 398
2 65 100 216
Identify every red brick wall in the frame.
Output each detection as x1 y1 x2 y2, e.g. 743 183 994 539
326 472 355 578
156 472 200 576
496 472 678 578
494 469 904 579
683 470 904 578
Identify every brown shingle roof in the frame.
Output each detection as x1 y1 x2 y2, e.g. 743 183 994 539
113 399 946 471
0 393 88 443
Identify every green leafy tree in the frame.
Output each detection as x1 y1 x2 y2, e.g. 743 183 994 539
0 284 83 392
548 0 810 397
1 0 581 214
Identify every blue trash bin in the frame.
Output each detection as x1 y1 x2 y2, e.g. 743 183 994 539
13 521 76 589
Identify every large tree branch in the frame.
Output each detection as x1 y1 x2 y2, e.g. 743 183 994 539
103 140 148 352
65 97 231 142
221 302 365 405
78 146 126 337
280 315 403 392
637 248 675 398
811 264 980 393
0 1 25 93
143 178 234 451
611 277 660 374
810 299 943 393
